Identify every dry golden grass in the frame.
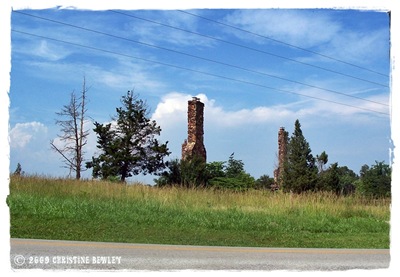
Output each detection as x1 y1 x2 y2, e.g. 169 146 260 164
10 175 389 218
8 175 390 248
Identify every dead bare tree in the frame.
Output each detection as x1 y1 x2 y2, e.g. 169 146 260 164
51 77 90 179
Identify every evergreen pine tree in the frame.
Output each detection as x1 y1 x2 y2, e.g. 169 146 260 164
282 119 317 193
87 91 170 182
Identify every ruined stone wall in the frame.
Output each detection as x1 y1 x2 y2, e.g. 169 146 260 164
181 97 206 162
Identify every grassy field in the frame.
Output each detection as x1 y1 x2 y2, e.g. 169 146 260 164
7 175 391 248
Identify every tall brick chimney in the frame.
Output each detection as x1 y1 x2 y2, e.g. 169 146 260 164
181 97 206 162
273 126 288 188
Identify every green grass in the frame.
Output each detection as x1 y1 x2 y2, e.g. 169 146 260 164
7 175 391 248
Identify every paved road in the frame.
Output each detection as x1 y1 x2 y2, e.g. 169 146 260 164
10 238 390 271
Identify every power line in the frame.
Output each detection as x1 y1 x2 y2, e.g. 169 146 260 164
110 10 389 88
177 9 389 77
12 29 390 116
12 10 389 107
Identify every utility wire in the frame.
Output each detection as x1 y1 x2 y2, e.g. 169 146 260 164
177 9 389 77
12 29 390 116
13 10 389 107
111 10 388 88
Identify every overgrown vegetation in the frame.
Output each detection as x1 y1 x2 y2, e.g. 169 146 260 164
155 154 391 197
10 90 391 248
47 88 390 198
8 176 390 248
155 119 391 198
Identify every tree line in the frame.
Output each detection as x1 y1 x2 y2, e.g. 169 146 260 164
40 80 390 198
156 120 391 198
276 119 391 197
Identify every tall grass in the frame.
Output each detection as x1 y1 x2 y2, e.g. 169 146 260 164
7 175 390 248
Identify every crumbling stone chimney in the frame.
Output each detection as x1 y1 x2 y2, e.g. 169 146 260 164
273 126 288 189
181 97 206 162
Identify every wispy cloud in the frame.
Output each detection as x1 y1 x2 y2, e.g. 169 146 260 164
122 10 217 48
8 8 391 182
35 40 66 61
13 55 167 95
223 9 341 48
323 28 389 64
222 9 389 67
12 35 73 61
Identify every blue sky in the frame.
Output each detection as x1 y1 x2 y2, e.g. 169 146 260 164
6 3 393 185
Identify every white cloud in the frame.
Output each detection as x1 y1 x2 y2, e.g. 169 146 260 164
151 92 189 125
223 9 388 67
223 9 341 48
9 121 48 149
153 90 388 131
124 10 216 48
98 58 166 92
325 29 389 64
152 92 296 130
151 92 298 178
293 85 391 118
35 40 71 61
13 36 72 61
20 57 166 95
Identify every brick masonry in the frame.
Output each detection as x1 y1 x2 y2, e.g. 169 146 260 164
181 97 207 162
273 127 288 188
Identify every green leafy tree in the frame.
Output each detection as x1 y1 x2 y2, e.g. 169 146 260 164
155 159 226 188
210 174 255 191
225 153 244 178
337 166 358 195
206 161 226 179
209 153 255 191
357 161 391 197
325 162 341 194
255 174 274 190
282 119 317 193
86 91 170 182
154 158 181 187
155 154 256 190
317 163 358 194
180 155 208 188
